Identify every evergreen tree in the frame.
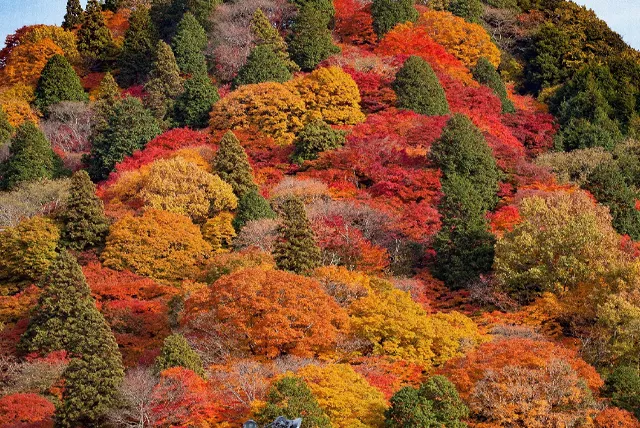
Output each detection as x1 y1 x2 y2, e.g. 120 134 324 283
19 250 124 427
292 119 346 164
273 196 321 275
251 9 299 73
102 0 122 12
0 122 60 190
371 0 418 38
63 0 84 30
291 0 335 22
151 0 216 42
393 56 450 116
256 376 331 428
34 54 88 114
144 41 184 123
77 0 114 60
233 190 277 231
447 0 483 23
61 170 110 250
118 8 156 87
0 107 13 148
86 96 161 181
473 57 515 113
605 366 640 419
155 333 204 376
287 4 340 72
173 73 219 128
213 131 257 198
233 45 293 88
172 12 208 76
94 72 120 103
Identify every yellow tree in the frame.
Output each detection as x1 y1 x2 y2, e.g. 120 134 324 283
1 39 65 85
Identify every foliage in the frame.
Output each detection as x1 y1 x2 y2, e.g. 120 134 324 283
213 131 258 198
393 55 450 116
0 393 55 427
118 8 155 87
447 0 483 23
287 4 340 72
594 408 640 428
34 54 87 114
234 45 293 88
63 0 84 29
172 12 208 76
155 333 204 376
202 212 236 252
233 190 277 231
605 366 640 419
173 73 220 128
371 0 418 37
292 120 346 164
144 41 184 123
0 178 69 228
1 38 65 86
473 57 515 113
251 8 298 72
77 0 114 60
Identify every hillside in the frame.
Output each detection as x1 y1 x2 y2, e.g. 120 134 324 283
1 0 640 426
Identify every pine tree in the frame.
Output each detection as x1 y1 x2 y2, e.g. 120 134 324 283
287 4 340 72
0 107 13 147
118 8 156 87
447 0 483 23
0 122 60 190
251 8 299 73
392 56 450 116
103 0 122 12
151 0 216 42
233 45 293 88
61 170 110 250
291 0 335 22
213 131 257 198
172 12 208 76
371 0 418 38
473 57 515 113
291 119 346 164
273 196 321 275
19 250 124 427
62 0 84 30
233 190 277 231
34 54 88 114
144 41 184 123
172 73 219 128
77 0 114 60
94 72 120 103
155 333 204 376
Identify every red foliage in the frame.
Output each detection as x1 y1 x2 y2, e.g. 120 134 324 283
353 357 425 399
81 72 106 92
502 111 558 158
488 205 522 237
343 66 395 114
334 0 377 46
0 393 55 428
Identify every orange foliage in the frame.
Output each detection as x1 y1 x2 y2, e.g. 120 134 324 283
334 0 377 46
352 357 425 399
594 408 640 428
0 393 55 427
0 285 40 326
488 205 521 237
1 38 64 85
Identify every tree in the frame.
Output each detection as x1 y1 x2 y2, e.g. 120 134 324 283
63 0 84 29
447 0 483 23
212 131 257 198
255 376 331 428
385 376 468 427
172 12 208 76
150 0 216 42
392 55 450 116
287 4 340 72
1 38 65 86
102 0 122 12
0 107 14 147
145 41 184 123
292 120 346 164
118 8 156 87
473 57 515 113
94 72 120 102
371 0 418 37
155 333 204 376
86 96 161 181
0 121 61 190
273 196 321 275
233 45 293 88
173 73 219 128
250 8 298 73
233 190 277 231
77 0 114 60
202 213 236 252
60 170 110 250
0 393 55 427
291 0 336 21
605 366 640 419
34 54 87 114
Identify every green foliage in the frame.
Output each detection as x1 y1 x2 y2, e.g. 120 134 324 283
554 117 622 152
0 122 61 190
213 131 257 198
273 196 321 275
95 72 120 103
255 376 331 428
172 12 208 76
145 41 184 123
393 56 450 116
102 0 122 12
63 0 83 29
0 107 14 147
250 9 299 73
605 366 640 419
473 57 515 113
150 0 217 42
60 170 110 250
155 333 204 376
287 4 340 72
77 0 114 60
118 8 156 87
232 190 277 231
385 376 468 427
291 120 346 164
172 74 219 128
523 23 570 94
34 54 87 114
291 0 335 21
86 96 161 181
447 0 483 23
371 0 418 37
233 45 293 88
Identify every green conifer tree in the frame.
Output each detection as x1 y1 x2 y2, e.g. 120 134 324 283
250 9 299 72
371 0 418 38
291 119 346 164
233 190 277 231
0 107 13 148
118 8 156 87
144 41 184 123
233 45 293 88
61 170 110 250
77 0 114 60
287 4 340 72
172 73 219 128
473 57 515 113
273 196 321 275
155 333 204 376
0 122 60 190
393 56 450 116
172 12 208 76
103 0 122 12
94 72 120 103
63 0 84 30
213 131 258 198
291 0 335 22
605 366 640 419
34 54 88 114
447 0 483 23
151 0 216 42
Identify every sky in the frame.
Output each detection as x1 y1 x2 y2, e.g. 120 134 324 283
0 0 638 50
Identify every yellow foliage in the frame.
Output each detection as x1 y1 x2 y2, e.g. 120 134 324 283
169 147 215 172
313 266 372 306
297 364 387 428
0 99 39 127
417 10 501 68
209 82 306 146
1 39 65 86
202 212 236 252
23 25 79 62
425 311 485 366
289 66 365 125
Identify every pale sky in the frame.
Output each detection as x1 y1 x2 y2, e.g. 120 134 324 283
0 0 638 50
